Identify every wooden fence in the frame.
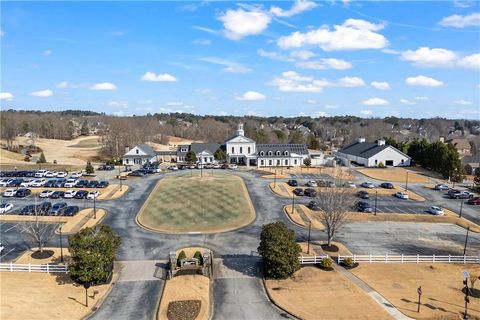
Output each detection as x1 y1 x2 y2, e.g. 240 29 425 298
337 254 480 264
298 255 330 265
0 262 68 273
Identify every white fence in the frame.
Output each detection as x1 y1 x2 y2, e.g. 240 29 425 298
338 254 480 264
0 262 69 273
299 255 329 265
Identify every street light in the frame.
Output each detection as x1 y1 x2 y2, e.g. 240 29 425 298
291 193 295 215
463 272 470 320
463 226 470 256
118 166 123 191
93 195 97 219
374 191 378 216
59 225 64 263
307 220 311 254
405 171 409 192
274 169 277 189
459 198 464 218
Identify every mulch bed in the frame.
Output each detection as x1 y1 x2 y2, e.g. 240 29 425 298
321 244 339 252
31 250 54 259
167 300 201 320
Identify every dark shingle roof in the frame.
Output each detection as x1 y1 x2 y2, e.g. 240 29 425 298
155 151 177 156
190 143 220 155
339 141 409 159
137 144 156 156
257 144 308 157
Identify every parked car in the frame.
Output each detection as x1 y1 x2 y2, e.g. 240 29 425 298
25 171 36 177
49 191 65 199
86 180 99 188
319 180 335 187
0 203 13 214
56 172 67 178
344 181 356 188
74 180 89 188
44 180 57 188
20 204 38 215
447 189 460 196
360 182 375 188
129 171 144 177
168 165 178 171
39 190 55 198
64 179 78 188
380 182 394 189
63 190 77 199
54 179 67 188
449 190 472 199
39 201 52 214
98 165 114 171
212 164 220 169
48 201 68 215
467 197 480 205
15 188 31 197
71 172 83 179
44 171 57 178
357 201 373 213
0 178 14 187
64 206 80 216
293 188 304 196
357 191 370 199
304 188 317 197
97 181 109 188
7 178 24 187
395 192 409 199
3 189 17 197
221 164 229 169
30 178 47 187
434 184 449 191
35 170 48 178
287 180 298 187
228 164 238 170
305 180 318 187
86 191 100 199
307 201 320 211
20 179 34 187
74 190 89 199
427 206 444 216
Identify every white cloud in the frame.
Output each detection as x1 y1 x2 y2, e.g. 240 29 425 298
137 99 153 105
454 0 474 8
57 81 68 89
401 47 457 67
439 12 480 28
193 38 211 45
269 0 317 17
414 96 429 101
258 49 292 62
56 81 88 89
218 8 271 40
90 82 117 90
405 75 444 87
306 99 317 104
361 97 388 106
314 111 329 117
371 81 390 90
400 98 416 105
458 53 480 69
337 76 365 87
105 31 124 37
141 72 178 82
277 18 388 51
296 58 352 70
0 92 14 101
166 101 183 106
270 71 328 93
29 89 53 97
235 91 266 101
199 57 251 73
43 49 52 56
325 105 337 109
108 101 128 108
290 50 316 60
454 99 472 105
193 26 217 34
360 109 372 116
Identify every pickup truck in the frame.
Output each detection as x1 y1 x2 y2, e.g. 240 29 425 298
449 190 473 199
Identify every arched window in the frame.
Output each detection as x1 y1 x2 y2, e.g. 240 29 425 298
268 151 273 156
276 150 281 156
284 151 289 156
260 151 265 156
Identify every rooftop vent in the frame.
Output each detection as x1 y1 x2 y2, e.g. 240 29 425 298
357 137 366 143
377 139 385 146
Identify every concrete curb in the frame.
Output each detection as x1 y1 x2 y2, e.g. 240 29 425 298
261 276 302 320
153 276 167 320
84 268 121 320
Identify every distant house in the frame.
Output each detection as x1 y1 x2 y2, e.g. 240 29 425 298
462 153 480 175
296 124 311 135
335 138 411 167
447 138 471 157
177 143 220 164
123 144 157 165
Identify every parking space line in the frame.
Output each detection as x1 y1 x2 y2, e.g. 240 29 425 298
383 207 394 213
0 248 15 260
395 207 408 214
3 224 19 233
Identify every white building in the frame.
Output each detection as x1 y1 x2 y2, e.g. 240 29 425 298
335 138 411 167
123 144 157 165
225 124 257 166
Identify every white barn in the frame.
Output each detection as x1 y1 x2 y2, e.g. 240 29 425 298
336 138 411 167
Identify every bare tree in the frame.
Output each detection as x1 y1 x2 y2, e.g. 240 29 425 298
312 187 355 247
17 210 56 252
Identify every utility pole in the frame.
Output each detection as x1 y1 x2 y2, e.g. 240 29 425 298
59 225 64 263
93 195 97 219
118 166 122 191
459 198 464 218
405 171 409 192
463 226 470 256
274 169 277 189
374 191 378 216
417 286 422 313
463 272 470 320
291 193 295 214
307 220 311 254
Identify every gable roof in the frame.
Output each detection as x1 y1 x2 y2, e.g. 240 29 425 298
339 141 410 159
257 144 309 156
137 144 156 156
225 133 255 144
447 138 471 150
190 143 220 155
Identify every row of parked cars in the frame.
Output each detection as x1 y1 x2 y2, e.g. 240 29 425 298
3 188 100 199
287 179 395 190
167 163 238 171
0 178 109 189
433 184 479 204
0 170 84 179
0 201 79 216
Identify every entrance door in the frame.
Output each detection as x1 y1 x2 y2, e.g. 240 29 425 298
385 160 394 166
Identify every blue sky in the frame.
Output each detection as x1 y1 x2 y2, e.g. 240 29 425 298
1 1 479 119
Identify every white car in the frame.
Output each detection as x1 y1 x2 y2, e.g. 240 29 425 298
39 190 55 198
427 206 444 216
168 165 178 171
3 189 17 197
395 192 409 200
361 182 375 188
0 203 13 214
86 191 100 199
434 184 449 191
0 243 4 254
44 171 57 178
212 163 220 169
71 172 83 179
64 179 78 188
344 181 357 188
305 180 318 187
228 164 238 170
0 179 13 187
20 179 34 187
63 190 77 198
56 172 67 178
30 179 47 187
35 170 48 178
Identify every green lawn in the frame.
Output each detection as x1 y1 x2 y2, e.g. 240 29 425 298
137 173 256 233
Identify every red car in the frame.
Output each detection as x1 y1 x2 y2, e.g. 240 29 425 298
467 197 480 205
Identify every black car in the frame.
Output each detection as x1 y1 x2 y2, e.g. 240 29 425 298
97 165 114 171
129 171 144 177
54 179 67 188
39 201 52 214
48 201 68 216
357 191 370 199
287 179 298 187
75 180 89 188
15 188 31 197
97 181 109 188
64 206 79 216
380 182 394 189
86 180 99 188
293 188 304 196
44 180 57 188
25 171 36 177
7 179 24 187
20 204 38 215
307 200 320 211
74 190 89 199
357 201 373 213
49 191 65 199
304 188 317 197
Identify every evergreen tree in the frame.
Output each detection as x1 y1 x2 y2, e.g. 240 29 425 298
185 150 197 163
38 152 47 163
214 148 227 162
85 162 95 174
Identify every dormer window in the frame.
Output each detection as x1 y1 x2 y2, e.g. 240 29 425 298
136 149 139 154
284 151 289 156
276 151 281 156
260 151 265 156
268 151 273 156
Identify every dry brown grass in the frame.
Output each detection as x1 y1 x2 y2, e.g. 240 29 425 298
157 275 210 320
258 166 356 180
284 205 324 230
14 247 71 264
265 267 392 320
357 168 430 183
352 264 480 320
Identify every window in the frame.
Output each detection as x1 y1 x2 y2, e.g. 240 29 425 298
240 147 243 154
375 159 378 165
269 160 272 166
284 151 289 156
248 147 251 154
232 147 234 154
125 159 129 164
285 160 288 165
401 159 404 164
276 151 281 156
268 151 273 156
260 151 264 156
260 160 264 166
136 149 139 154
294 159 297 165
277 160 280 166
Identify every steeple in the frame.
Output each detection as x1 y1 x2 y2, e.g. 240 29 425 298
237 123 244 136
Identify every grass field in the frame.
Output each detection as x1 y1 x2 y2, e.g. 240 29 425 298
136 173 255 233
357 168 430 183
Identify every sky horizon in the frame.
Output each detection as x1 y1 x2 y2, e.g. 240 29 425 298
1 1 479 119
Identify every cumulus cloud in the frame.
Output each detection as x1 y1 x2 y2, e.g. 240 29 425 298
235 91 266 101
141 72 178 82
290 50 316 60
270 70 328 93
401 47 457 67
296 58 352 70
269 0 317 17
400 98 416 105
29 89 53 97
218 8 271 40
360 110 372 116
57 81 68 89
361 97 388 106
277 18 388 51
90 82 117 90
337 76 365 87
371 81 390 90
454 99 472 105
458 53 480 69
108 101 128 108
43 49 52 56
199 57 251 73
405 75 444 87
439 12 480 28
0 92 14 101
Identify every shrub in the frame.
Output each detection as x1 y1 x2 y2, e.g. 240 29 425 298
177 250 187 267
378 162 386 168
342 257 354 268
258 222 301 279
193 251 203 266
85 162 95 174
24 156 30 162
320 257 333 269
303 158 311 166
37 152 47 164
